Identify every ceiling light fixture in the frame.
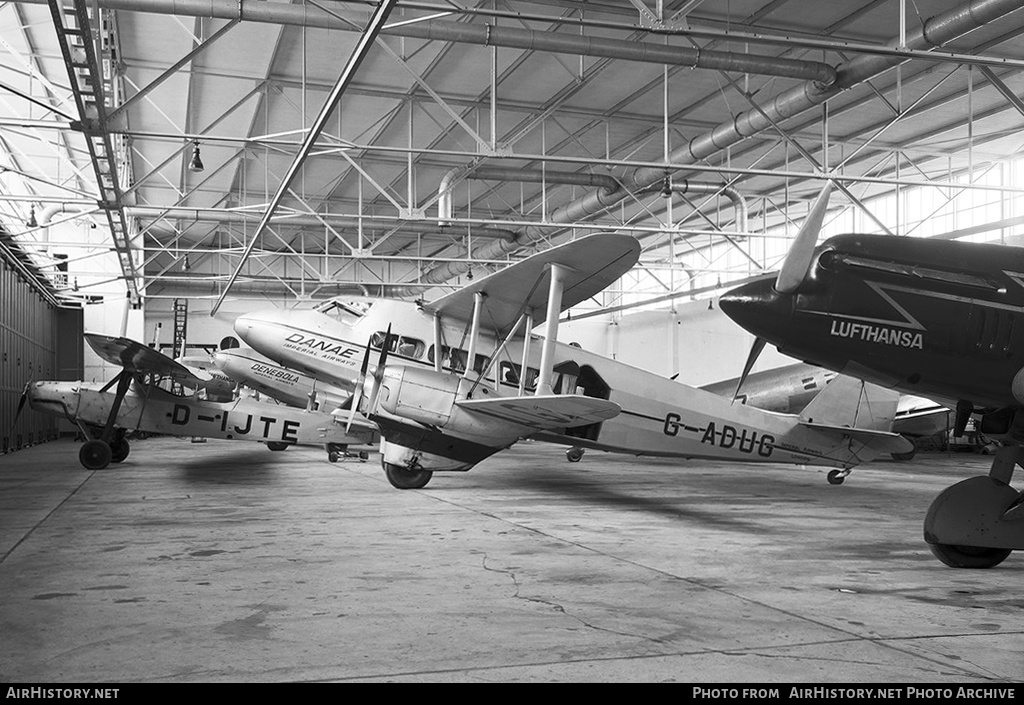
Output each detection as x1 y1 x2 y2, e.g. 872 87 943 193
188 141 204 173
660 175 672 199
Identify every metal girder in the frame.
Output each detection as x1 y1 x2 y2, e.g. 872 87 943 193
211 0 401 315
46 0 141 304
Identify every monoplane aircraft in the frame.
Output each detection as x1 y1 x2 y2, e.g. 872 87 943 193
720 183 1024 568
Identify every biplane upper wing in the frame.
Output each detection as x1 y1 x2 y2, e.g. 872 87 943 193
456 394 620 430
421 233 640 336
85 333 228 392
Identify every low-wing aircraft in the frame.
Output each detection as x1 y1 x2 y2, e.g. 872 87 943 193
21 333 377 469
719 182 1024 568
700 361 951 460
211 346 350 412
234 232 910 491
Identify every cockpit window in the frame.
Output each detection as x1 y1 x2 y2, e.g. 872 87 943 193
313 299 370 324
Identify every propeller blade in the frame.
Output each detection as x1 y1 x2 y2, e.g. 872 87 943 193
9 380 31 435
775 181 833 294
731 337 766 404
345 341 374 432
367 325 393 415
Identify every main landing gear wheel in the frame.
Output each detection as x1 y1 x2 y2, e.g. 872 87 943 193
79 440 112 470
928 543 1012 569
384 462 433 490
924 474 1021 569
566 447 584 463
267 441 289 451
827 469 848 485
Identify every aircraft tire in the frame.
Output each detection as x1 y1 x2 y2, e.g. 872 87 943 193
267 441 289 451
80 440 112 470
928 543 1012 569
566 447 584 463
827 469 846 485
328 452 340 463
110 439 130 463
384 462 432 490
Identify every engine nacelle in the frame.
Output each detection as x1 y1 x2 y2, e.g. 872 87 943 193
374 365 526 446
376 365 462 427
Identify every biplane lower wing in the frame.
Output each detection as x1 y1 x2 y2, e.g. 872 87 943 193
456 394 619 430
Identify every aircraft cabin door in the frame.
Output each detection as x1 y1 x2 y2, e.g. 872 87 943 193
553 361 610 442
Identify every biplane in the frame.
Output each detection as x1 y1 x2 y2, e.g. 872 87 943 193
234 232 911 490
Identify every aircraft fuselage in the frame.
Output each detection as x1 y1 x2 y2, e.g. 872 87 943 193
720 234 1024 412
27 381 374 447
237 298 901 471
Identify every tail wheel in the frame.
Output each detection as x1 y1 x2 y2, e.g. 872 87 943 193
827 469 847 485
79 440 112 470
384 462 432 489
929 543 1012 569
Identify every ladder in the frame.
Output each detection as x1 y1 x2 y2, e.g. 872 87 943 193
172 299 188 360
47 0 140 304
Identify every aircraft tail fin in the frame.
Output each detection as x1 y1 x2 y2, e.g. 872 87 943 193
799 374 898 431
797 375 913 455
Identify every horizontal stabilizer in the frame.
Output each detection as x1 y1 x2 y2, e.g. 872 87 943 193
457 394 620 430
799 421 914 455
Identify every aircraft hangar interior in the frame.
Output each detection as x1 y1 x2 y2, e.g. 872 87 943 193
2 0 1024 685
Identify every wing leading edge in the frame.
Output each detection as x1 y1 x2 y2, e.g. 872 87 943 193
422 233 641 336
85 333 228 393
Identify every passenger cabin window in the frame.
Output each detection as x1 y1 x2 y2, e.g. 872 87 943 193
499 361 539 390
427 344 490 374
371 331 426 359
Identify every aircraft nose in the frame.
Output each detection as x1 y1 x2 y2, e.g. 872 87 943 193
234 309 286 343
718 278 790 343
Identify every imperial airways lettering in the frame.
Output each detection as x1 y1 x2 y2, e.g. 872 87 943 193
829 320 923 349
284 333 359 359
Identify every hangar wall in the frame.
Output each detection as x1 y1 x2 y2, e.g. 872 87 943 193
0 250 83 453
562 298 791 387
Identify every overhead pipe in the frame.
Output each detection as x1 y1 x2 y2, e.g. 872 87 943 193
454 166 748 233
658 179 748 233
537 0 1024 254
125 205 517 239
16 0 838 85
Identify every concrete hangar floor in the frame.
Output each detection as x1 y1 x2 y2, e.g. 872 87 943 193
0 437 1020 684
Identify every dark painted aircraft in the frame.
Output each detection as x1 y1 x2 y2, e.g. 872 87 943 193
719 183 1024 569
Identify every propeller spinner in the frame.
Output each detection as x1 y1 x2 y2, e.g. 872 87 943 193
722 182 833 398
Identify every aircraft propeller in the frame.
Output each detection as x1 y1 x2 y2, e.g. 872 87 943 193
10 380 31 430
731 182 833 400
366 325 393 415
345 337 375 433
